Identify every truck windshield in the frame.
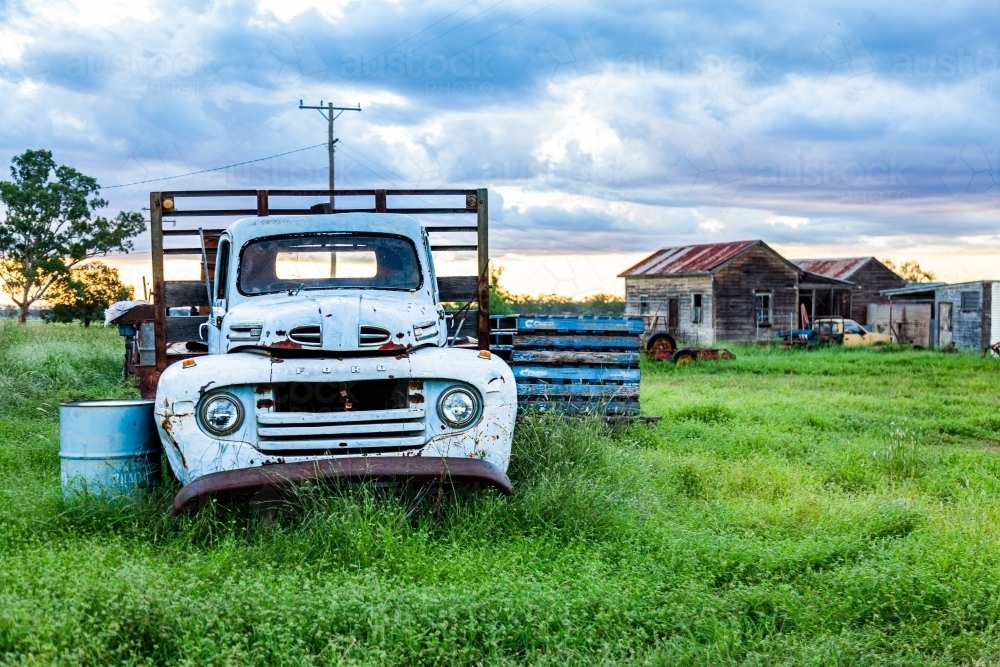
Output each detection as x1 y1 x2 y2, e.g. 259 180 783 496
238 234 421 295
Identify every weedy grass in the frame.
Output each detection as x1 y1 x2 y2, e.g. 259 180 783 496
2 322 1000 665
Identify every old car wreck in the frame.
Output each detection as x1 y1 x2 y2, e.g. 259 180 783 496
111 189 517 513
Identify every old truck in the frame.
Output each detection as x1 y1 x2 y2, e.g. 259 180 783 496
113 189 519 513
774 316 892 347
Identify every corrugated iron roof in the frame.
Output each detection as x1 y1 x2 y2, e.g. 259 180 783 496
619 240 761 276
792 258 872 280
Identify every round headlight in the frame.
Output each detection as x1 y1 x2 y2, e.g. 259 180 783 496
438 387 480 428
199 393 244 435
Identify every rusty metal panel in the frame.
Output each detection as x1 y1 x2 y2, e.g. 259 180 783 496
171 456 513 514
792 258 870 281
619 241 759 276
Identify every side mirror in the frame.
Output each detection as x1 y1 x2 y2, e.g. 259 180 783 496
199 322 208 341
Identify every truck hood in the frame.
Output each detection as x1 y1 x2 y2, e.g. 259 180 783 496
222 291 444 353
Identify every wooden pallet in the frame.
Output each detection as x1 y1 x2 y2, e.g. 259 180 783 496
490 316 643 417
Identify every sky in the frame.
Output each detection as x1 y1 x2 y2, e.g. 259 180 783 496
0 0 998 299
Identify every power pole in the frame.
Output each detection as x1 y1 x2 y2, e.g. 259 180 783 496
299 100 361 209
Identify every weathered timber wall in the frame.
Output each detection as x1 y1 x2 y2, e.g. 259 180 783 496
713 247 799 342
623 275 715 346
867 303 932 346
848 260 906 325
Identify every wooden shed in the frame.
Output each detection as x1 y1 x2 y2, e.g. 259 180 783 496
792 257 905 326
620 240 848 345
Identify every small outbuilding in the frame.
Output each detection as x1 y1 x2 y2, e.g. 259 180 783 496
881 281 999 351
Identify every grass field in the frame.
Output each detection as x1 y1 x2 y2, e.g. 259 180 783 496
2 322 1000 665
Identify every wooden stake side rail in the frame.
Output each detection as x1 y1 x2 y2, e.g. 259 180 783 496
149 188 490 373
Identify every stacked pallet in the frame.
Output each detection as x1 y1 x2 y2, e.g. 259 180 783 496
490 315 644 416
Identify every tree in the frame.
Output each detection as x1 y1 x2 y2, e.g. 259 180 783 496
883 258 937 282
44 261 134 327
0 150 145 323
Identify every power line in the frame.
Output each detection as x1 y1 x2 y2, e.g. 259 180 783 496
103 143 326 189
298 101 361 207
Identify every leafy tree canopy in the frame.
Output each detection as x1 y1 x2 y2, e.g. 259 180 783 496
43 261 134 327
883 258 937 283
0 149 145 322
488 264 624 316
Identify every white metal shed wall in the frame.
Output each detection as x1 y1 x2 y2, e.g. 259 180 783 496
992 283 1000 354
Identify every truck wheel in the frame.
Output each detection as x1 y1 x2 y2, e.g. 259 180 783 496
647 334 676 355
672 349 697 365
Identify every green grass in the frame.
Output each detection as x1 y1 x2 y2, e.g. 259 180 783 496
2 323 1000 665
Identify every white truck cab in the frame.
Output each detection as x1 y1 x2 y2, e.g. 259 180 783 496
149 207 516 512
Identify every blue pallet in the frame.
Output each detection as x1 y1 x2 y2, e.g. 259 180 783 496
515 383 640 398
488 315 644 419
491 334 640 351
512 366 640 383
513 316 644 335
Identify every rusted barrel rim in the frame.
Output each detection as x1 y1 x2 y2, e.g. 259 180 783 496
171 456 513 514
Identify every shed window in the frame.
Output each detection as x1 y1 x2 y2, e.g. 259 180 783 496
754 292 772 326
692 293 703 324
960 291 981 311
639 294 650 315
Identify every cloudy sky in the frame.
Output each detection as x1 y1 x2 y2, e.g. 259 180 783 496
1 0 998 297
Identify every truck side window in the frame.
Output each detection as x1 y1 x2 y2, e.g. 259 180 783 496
216 239 230 300
844 320 860 334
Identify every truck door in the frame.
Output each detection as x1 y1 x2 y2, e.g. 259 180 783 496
842 319 865 346
208 238 231 354
939 302 953 347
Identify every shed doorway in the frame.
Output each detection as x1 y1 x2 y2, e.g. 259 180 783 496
939 302 953 347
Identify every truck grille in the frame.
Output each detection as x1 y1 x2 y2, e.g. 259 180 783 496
256 380 426 455
255 408 427 455
288 325 322 345
359 326 391 345
229 322 263 341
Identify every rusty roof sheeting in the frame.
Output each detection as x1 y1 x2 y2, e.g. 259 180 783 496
792 258 872 280
619 240 761 276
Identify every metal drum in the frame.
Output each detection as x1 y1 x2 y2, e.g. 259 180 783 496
59 399 160 499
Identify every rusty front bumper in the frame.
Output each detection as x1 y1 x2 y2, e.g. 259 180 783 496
171 456 513 514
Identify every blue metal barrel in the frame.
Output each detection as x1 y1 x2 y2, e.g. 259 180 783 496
59 399 160 499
